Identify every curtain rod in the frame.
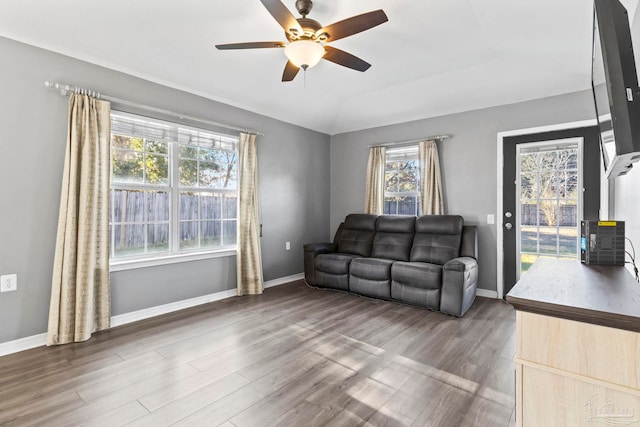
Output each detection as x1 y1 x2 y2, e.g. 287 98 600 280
368 134 452 149
44 81 264 136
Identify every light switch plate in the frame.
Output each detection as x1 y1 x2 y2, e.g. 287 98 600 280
487 214 495 225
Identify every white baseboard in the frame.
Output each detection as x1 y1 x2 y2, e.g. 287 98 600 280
0 333 48 357
112 272 303 327
110 288 238 327
0 273 306 357
264 273 304 288
476 288 499 299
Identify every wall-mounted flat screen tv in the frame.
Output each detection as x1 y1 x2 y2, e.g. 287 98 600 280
592 0 640 178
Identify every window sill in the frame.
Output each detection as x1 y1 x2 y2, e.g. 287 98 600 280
110 248 237 272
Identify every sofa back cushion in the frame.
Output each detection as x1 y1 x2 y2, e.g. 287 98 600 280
460 225 478 259
336 214 378 256
333 222 345 245
371 216 416 261
410 215 464 265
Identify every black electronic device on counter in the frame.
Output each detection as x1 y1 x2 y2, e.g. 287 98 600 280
580 220 625 265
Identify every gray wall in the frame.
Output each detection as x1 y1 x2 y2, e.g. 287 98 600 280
0 36 330 344
329 91 596 294
613 165 640 265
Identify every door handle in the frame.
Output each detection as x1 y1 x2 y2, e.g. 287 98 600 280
505 212 512 218
505 223 513 230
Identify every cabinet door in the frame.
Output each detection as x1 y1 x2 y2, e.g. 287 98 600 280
516 311 640 389
521 365 640 426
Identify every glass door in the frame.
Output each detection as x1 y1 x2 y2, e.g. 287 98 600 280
516 138 583 278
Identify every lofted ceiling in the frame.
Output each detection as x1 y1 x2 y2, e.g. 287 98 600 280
1 0 639 135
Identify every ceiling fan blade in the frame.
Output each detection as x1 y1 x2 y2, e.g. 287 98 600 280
323 46 371 72
216 41 285 50
282 61 300 82
260 0 304 36
317 10 388 42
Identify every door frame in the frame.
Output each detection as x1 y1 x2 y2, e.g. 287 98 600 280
496 119 596 299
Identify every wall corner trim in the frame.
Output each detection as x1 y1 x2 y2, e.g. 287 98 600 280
0 272 305 358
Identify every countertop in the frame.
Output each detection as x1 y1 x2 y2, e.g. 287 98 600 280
506 258 640 332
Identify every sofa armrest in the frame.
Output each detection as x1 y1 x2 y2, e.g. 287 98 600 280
304 242 336 286
440 257 478 317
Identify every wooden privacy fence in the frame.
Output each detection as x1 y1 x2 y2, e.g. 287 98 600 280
520 204 577 227
110 190 238 250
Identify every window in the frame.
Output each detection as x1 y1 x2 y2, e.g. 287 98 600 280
110 112 238 262
517 140 582 276
384 146 419 216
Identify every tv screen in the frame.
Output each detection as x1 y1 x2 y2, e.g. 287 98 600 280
592 0 640 178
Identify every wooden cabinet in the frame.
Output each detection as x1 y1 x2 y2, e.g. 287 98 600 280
515 311 640 426
507 259 640 427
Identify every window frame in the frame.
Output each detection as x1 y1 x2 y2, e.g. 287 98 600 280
109 111 239 270
384 146 420 216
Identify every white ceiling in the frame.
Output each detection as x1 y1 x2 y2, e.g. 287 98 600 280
1 0 639 135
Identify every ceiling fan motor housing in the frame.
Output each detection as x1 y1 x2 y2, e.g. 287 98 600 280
295 0 313 17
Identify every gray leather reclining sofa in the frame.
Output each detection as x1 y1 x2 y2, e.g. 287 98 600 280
303 214 478 316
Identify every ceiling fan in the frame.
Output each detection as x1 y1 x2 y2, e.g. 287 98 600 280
215 0 388 82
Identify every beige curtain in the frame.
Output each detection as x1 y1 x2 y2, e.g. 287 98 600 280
364 146 386 214
419 140 444 215
237 132 264 295
48 93 111 346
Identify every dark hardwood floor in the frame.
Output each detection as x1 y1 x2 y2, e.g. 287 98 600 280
0 280 516 427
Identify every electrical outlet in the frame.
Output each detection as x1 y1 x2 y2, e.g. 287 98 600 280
285 241 291 251
0 274 17 292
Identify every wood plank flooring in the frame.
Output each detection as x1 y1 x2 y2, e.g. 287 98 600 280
0 281 516 427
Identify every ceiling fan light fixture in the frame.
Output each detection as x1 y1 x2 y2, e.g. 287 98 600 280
284 40 325 69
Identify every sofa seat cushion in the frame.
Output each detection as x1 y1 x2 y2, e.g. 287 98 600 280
390 261 443 310
314 253 361 291
350 258 394 280
349 258 394 299
391 261 442 290
315 253 361 275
